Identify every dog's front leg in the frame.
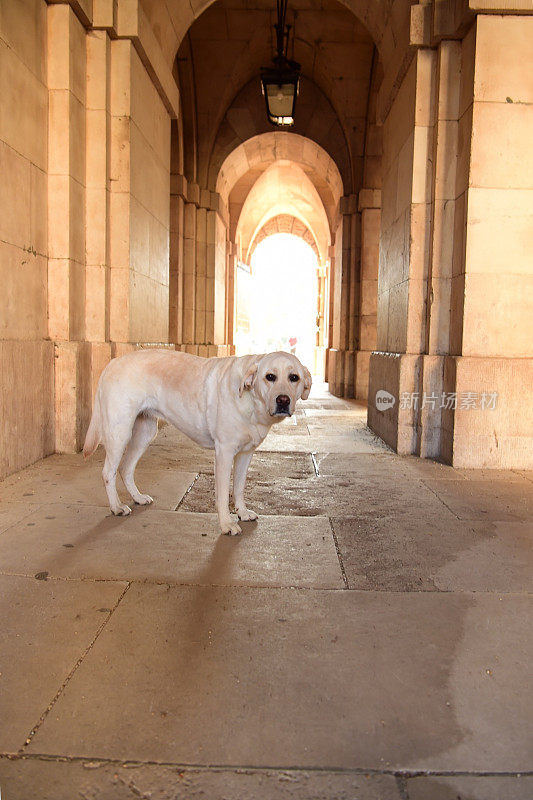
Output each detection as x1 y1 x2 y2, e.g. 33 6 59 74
233 450 258 521
214 444 241 535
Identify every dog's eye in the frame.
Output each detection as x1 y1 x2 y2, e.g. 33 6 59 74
265 373 277 382
289 373 300 382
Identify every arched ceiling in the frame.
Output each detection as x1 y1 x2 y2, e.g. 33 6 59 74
142 0 404 73
235 161 331 265
218 131 343 224
250 216 320 261
175 0 381 192
208 76 353 192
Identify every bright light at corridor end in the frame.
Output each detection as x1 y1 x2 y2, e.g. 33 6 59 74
235 234 319 374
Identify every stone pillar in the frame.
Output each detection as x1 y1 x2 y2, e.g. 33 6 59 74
369 12 533 468
442 15 533 467
327 195 358 397
47 3 92 452
368 49 436 454
108 38 171 346
226 242 236 353
356 189 381 399
172 178 231 357
169 172 185 344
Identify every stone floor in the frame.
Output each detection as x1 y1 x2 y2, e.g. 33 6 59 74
0 384 532 800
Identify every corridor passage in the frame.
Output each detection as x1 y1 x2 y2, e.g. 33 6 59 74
0 385 532 799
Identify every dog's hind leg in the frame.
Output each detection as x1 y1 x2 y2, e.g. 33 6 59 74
119 414 158 505
102 420 136 516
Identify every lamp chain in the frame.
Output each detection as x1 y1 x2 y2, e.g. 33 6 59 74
275 0 289 61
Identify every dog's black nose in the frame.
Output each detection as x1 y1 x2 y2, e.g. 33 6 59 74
276 394 290 408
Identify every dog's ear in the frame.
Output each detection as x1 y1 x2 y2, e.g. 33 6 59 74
239 361 259 397
302 366 312 400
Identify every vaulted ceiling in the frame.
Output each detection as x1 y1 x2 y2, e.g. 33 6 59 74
176 0 379 193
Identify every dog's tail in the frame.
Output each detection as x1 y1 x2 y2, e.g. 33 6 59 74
83 394 101 459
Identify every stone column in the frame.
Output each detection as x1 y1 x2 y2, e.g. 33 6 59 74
47 3 92 452
368 49 436 454
85 27 113 418
174 179 231 357
369 10 533 468
169 172 185 345
356 189 381 399
443 15 533 467
108 38 171 347
327 195 358 397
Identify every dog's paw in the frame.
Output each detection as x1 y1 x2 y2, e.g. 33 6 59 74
134 494 153 506
111 503 132 516
237 508 258 522
221 521 242 536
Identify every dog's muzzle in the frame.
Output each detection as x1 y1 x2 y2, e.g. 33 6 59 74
274 394 291 416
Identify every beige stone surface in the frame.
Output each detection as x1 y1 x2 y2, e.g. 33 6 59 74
0 506 343 589
465 187 533 276
408 775 533 800
24 585 533 772
0 340 54 480
0 38 47 171
462 273 533 358
0 760 402 800
0 574 126 753
474 15 533 104
470 101 533 190
0 0 47 83
1 382 532 792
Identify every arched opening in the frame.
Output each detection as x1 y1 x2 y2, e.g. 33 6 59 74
163 0 386 420
169 0 383 398
235 233 320 373
211 131 344 379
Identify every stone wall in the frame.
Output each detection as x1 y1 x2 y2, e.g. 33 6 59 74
0 0 179 478
368 9 533 468
0 0 54 477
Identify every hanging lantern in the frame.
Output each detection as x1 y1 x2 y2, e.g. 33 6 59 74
260 0 300 127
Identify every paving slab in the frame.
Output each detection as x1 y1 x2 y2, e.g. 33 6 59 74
400 456 469 481
406 775 533 800
313 452 409 479
180 473 447 518
332 516 533 592
0 457 197 511
305 417 368 434
148 448 315 480
303 398 358 411
0 505 343 588
0 500 41 533
432 520 533 592
0 758 402 800
0 574 126 754
270 416 311 434
423 479 533 521
27 586 532 772
303 407 367 418
258 431 391 454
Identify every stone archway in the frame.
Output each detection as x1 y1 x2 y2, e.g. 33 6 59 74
211 132 344 378
249 216 320 262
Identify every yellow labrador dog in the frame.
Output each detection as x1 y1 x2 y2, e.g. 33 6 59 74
83 349 312 535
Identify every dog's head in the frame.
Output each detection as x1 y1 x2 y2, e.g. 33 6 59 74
239 351 312 418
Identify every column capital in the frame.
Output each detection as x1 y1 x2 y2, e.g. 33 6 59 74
339 194 358 215
358 189 382 211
